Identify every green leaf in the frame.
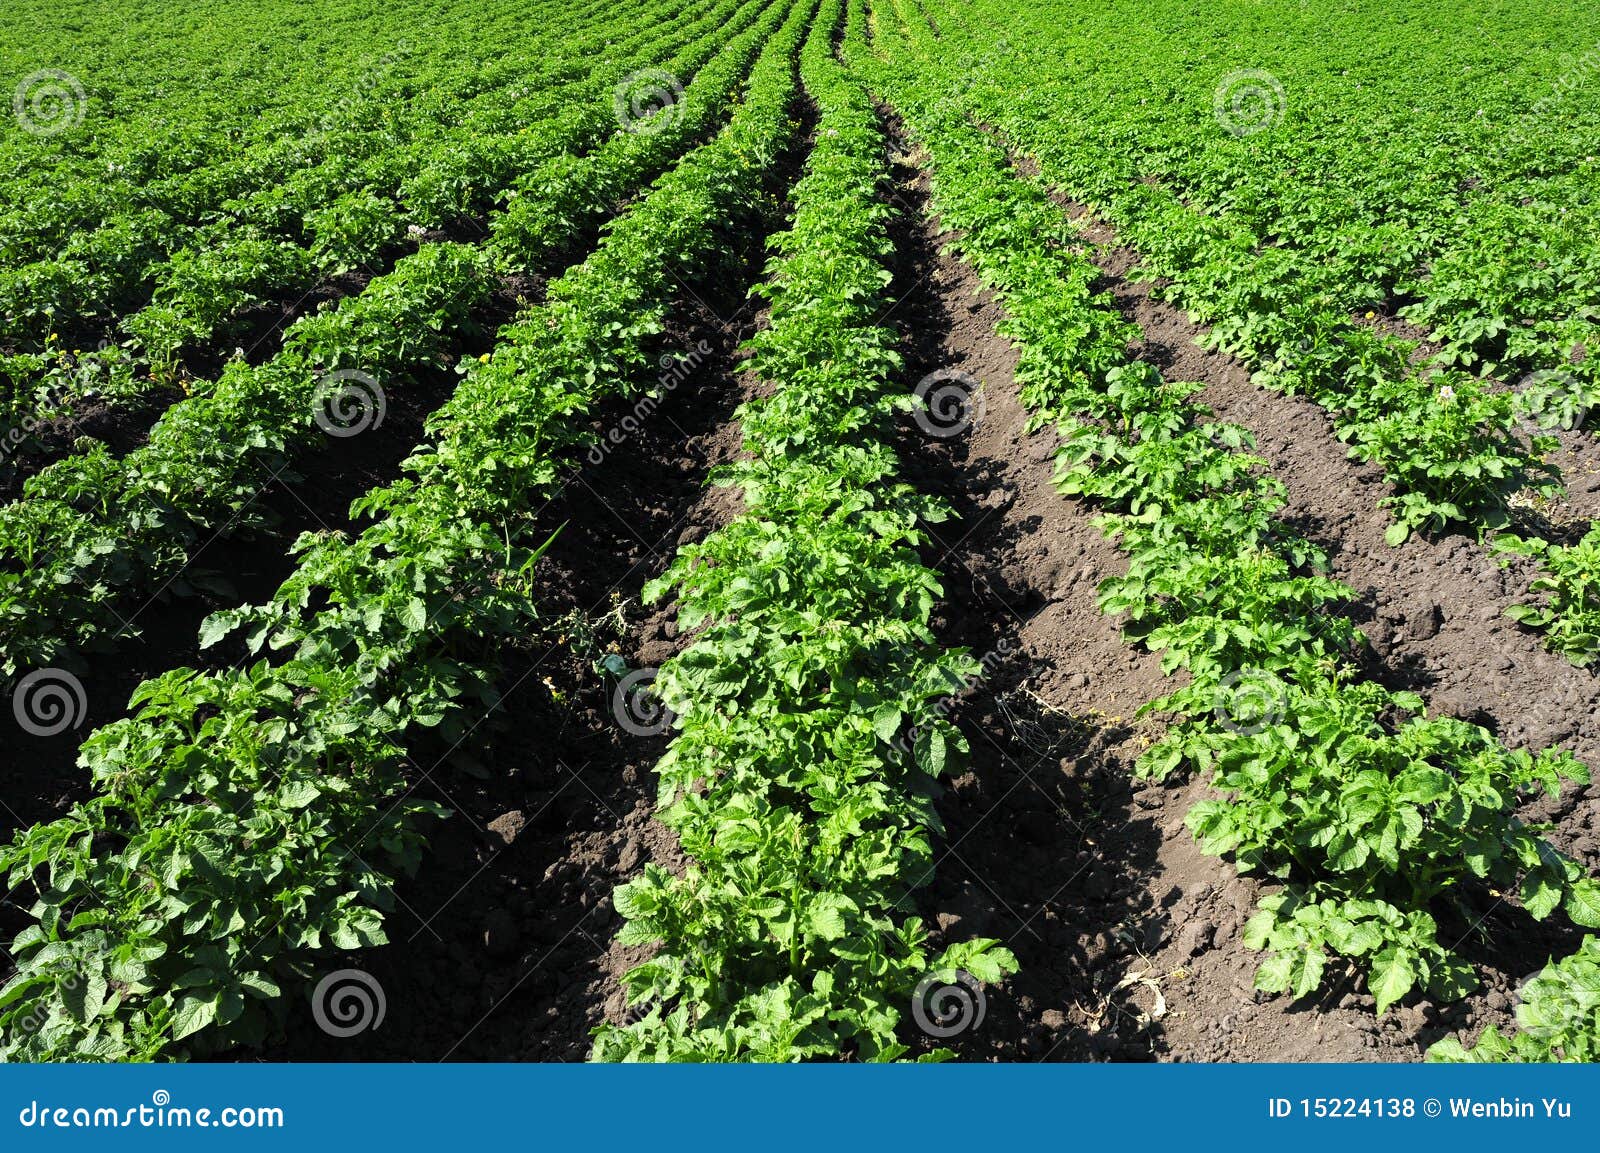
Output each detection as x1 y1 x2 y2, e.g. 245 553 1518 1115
871 704 903 744
1521 872 1562 921
1504 604 1546 626
806 893 855 941
960 945 1018 984
1292 948 1326 1000
60 970 108 1024
238 972 283 1001
198 612 237 650
400 598 429 632
172 993 219 1041
1425 1036 1472 1063
1369 948 1416 1014
278 779 321 810
1565 879 1600 928
1240 908 1275 950
914 725 948 776
1254 952 1294 994
0 973 49 1011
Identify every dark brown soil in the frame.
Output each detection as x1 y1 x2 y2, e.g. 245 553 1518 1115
0 253 555 846
259 303 758 1061
0 344 481 851
0 392 173 503
258 300 757 1062
258 119 1600 1066
1070 196 1600 856
880 139 1181 1061
903 148 1599 1061
249 99 816 1062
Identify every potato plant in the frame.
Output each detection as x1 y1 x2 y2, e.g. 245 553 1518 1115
0 0 810 1060
857 6 1600 1055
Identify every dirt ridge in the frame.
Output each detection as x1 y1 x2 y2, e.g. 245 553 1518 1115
877 126 1590 1061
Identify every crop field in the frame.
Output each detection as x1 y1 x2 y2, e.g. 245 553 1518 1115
1 0 1598 1065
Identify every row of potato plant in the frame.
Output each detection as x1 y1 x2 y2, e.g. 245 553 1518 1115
858 0 1600 1057
0 0 618 261
0 0 646 352
904 0 1600 673
0 0 740 432
0 0 811 1061
0 0 788 675
592 0 1015 1062
1494 527 1600 670
914 0 1599 539
119 0 730 374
